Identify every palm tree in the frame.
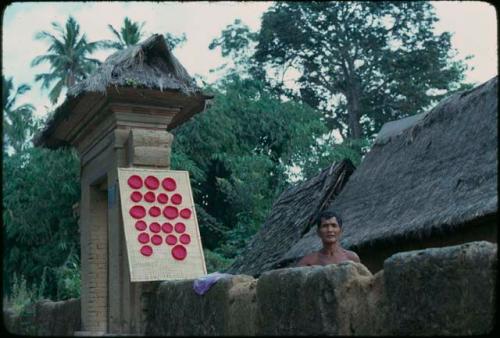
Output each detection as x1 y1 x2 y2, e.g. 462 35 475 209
103 17 145 50
103 17 187 52
31 16 102 104
2 76 37 154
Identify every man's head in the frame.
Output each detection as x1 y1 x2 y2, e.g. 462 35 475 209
316 210 343 245
316 210 342 229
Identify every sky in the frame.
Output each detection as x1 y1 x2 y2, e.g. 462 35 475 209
2 1 497 119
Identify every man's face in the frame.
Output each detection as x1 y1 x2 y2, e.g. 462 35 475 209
317 217 342 245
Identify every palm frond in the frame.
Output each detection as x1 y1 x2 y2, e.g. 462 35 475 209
85 40 105 52
34 31 58 42
96 40 122 50
50 21 65 36
49 79 65 104
16 84 32 96
34 72 59 90
74 36 89 54
65 16 80 46
31 54 60 67
2 76 15 109
108 24 124 46
83 57 102 65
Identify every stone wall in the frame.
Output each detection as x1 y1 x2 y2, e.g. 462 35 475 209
145 275 257 336
146 241 497 336
4 298 81 336
5 241 496 335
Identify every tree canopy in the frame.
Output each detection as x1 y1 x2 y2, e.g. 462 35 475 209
214 2 472 142
3 147 81 299
171 74 341 258
164 32 187 51
2 76 38 154
209 19 260 77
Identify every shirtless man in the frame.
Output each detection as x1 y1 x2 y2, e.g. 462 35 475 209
296 210 360 267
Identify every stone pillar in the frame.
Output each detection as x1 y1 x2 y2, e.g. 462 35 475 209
107 128 173 334
75 104 178 335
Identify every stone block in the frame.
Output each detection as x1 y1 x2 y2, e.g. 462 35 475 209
128 129 174 148
255 262 378 335
145 275 256 336
226 277 258 335
34 298 81 336
383 241 497 335
129 146 171 167
126 129 173 167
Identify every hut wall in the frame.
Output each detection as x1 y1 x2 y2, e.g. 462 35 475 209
356 214 497 273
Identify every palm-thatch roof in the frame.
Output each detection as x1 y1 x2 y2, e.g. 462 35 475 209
282 76 498 262
35 34 211 147
67 34 199 97
226 159 355 276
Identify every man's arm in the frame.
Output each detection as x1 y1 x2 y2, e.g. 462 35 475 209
346 250 361 263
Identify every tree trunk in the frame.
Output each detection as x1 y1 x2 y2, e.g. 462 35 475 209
346 78 363 140
67 73 76 87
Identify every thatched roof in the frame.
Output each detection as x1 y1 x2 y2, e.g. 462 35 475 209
67 34 200 97
283 76 498 262
226 160 355 276
35 34 211 147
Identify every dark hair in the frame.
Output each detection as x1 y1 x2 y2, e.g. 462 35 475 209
316 210 343 229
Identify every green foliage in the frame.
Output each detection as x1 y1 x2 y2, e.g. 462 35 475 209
53 252 81 300
4 274 40 335
2 76 39 154
164 32 187 51
31 16 103 103
5 274 42 316
209 19 260 77
3 73 80 301
172 74 329 255
203 249 234 273
298 137 370 180
3 147 80 300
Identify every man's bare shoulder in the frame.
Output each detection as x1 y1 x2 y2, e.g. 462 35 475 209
343 249 361 263
296 252 319 267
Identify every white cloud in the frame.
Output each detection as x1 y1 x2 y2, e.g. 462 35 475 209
432 1 497 84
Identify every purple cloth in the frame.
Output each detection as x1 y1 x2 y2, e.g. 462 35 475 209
193 272 233 295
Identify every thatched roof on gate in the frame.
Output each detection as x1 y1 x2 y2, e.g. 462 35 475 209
67 34 200 97
226 159 356 276
283 76 498 262
35 34 211 147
